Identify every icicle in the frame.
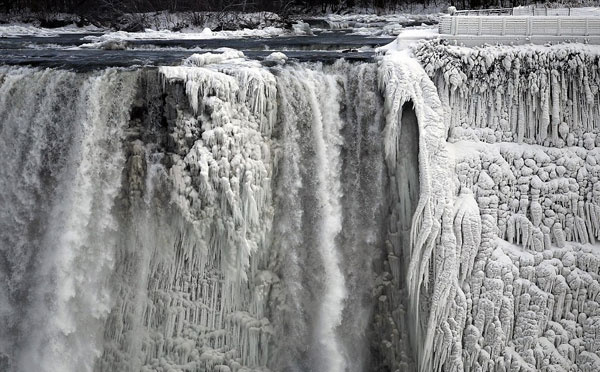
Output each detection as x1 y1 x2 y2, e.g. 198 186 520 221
379 49 458 372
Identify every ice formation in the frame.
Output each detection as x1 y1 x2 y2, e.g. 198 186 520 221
77 27 287 49
412 40 600 372
1 40 600 372
377 49 459 372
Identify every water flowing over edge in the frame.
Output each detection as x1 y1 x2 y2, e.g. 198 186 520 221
2 43 600 372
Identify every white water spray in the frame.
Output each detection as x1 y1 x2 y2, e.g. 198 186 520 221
0 67 138 372
306 71 348 372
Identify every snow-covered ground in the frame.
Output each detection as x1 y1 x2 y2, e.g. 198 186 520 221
77 27 287 49
376 26 439 52
0 23 104 37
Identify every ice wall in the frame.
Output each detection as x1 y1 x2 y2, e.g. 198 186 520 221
377 50 461 372
95 58 278 372
413 41 600 372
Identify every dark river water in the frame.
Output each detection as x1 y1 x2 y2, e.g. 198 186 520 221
0 30 396 69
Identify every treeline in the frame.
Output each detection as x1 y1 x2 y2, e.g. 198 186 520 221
0 0 588 16
3 0 294 14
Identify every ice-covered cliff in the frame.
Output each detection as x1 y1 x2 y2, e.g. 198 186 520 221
0 42 599 372
413 41 600 372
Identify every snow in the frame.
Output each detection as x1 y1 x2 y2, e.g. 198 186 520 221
79 26 285 45
75 26 291 49
291 21 314 36
264 52 288 64
303 12 441 36
0 23 103 37
322 13 441 27
181 49 246 66
514 5 600 17
377 27 439 52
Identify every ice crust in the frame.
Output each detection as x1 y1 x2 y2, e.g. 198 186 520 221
410 41 600 372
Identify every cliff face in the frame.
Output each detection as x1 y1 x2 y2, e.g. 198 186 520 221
414 41 600 372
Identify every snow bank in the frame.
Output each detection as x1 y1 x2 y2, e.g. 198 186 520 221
0 23 103 37
377 27 439 52
79 26 284 46
181 49 246 66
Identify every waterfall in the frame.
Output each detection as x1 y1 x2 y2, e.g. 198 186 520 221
0 51 451 372
4 42 600 372
0 67 139 372
274 64 348 372
297 66 347 372
269 61 385 372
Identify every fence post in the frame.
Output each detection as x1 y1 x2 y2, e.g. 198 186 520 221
557 18 561 36
452 16 457 35
478 17 482 36
502 17 506 36
586 18 589 36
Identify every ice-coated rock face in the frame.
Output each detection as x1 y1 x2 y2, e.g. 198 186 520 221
378 49 458 372
416 41 600 149
413 40 600 372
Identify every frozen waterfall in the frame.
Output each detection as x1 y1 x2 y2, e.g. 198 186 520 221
2 42 600 372
0 59 390 372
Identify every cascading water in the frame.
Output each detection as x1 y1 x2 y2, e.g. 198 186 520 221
9 42 598 372
0 56 408 372
271 62 385 372
5 54 418 372
273 65 349 372
0 67 139 372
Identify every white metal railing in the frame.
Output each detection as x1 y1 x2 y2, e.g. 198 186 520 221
512 6 574 16
454 8 514 16
439 16 600 36
454 6 589 17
